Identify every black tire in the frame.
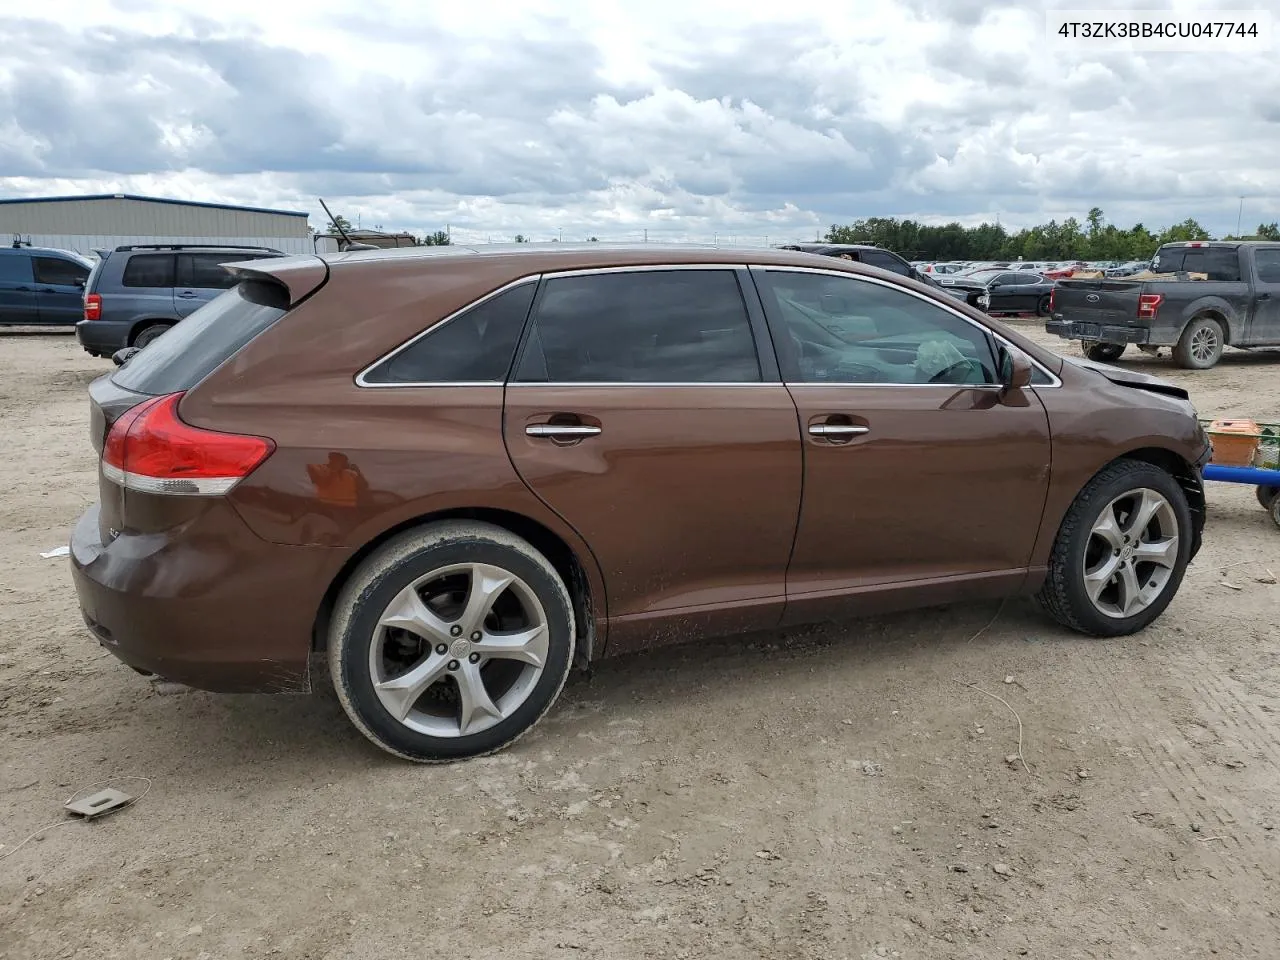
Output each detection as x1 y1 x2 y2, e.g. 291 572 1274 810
329 520 575 763
1257 486 1280 510
1173 316 1224 370
132 323 172 349
1036 459 1193 637
1082 341 1125 363
1036 294 1052 317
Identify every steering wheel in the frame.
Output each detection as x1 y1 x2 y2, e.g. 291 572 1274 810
927 359 978 384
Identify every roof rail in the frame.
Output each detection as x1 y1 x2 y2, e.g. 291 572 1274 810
112 243 284 253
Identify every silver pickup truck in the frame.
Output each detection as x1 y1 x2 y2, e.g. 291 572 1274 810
1045 241 1280 369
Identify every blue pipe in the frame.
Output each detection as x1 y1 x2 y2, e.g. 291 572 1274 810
1203 464 1280 486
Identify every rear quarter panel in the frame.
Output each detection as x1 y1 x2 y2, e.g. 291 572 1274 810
177 255 610 644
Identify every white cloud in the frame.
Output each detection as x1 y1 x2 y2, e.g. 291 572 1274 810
0 0 1275 242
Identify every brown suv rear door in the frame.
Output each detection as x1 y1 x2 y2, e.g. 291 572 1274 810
750 267 1052 625
502 266 802 656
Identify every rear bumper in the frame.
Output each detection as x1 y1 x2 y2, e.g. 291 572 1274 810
75 319 133 356
1045 317 1150 345
70 502 338 693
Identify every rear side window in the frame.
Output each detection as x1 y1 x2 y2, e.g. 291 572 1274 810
0 253 33 282
361 282 537 384
515 270 761 383
122 254 176 288
1255 249 1280 283
33 256 89 286
179 253 263 290
111 280 288 395
861 251 912 276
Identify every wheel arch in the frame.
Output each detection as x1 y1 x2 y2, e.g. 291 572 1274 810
1179 303 1234 344
1096 447 1205 558
312 507 603 665
128 318 176 345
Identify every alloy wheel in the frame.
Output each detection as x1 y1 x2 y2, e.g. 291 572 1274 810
1082 488 1180 619
1190 326 1219 364
369 562 549 737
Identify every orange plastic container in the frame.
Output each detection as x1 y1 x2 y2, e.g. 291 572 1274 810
1207 418 1262 467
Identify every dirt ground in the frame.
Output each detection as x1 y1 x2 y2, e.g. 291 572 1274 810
1 323 1278 960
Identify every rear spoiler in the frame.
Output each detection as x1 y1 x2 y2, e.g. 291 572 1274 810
226 254 329 306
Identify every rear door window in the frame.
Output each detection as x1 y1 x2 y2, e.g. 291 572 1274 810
515 269 761 383
1255 249 1280 283
361 282 537 384
33 256 90 286
111 280 288 395
860 251 912 276
122 254 176 288
178 253 266 290
0 253 33 283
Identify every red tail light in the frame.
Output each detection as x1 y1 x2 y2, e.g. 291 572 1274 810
1137 293 1163 319
1048 286 1056 312
84 293 102 321
101 392 274 496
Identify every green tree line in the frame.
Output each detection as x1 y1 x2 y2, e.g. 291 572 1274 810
826 207 1280 262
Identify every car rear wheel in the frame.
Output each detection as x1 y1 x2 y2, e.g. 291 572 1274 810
329 520 575 763
1082 341 1125 362
1173 316 1224 369
1036 294 1052 317
132 323 172 349
1037 459 1192 637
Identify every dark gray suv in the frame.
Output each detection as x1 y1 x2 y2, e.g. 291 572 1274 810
76 244 283 357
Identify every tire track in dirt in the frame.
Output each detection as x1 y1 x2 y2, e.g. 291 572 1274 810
1082 651 1269 881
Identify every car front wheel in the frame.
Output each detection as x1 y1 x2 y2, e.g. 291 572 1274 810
1037 459 1192 637
329 521 576 762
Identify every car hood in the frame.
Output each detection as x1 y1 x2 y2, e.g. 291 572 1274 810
1063 355 1190 400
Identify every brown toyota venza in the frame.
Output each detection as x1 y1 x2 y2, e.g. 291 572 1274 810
71 244 1210 762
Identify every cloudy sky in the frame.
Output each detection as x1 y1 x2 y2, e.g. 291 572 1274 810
1 0 1275 243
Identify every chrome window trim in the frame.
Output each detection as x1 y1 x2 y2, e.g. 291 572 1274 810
354 275 540 388
750 264 1063 388
355 262 1061 389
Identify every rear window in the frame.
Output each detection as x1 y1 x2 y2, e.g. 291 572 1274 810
122 254 176 288
111 280 288 395
1151 246 1241 281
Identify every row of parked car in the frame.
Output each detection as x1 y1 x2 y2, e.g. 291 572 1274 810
918 259 1151 279
0 240 286 357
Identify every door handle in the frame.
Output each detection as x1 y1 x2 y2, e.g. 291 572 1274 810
177 291 199 299
525 424 602 440
39 287 57 293
808 424 869 438
1259 292 1273 301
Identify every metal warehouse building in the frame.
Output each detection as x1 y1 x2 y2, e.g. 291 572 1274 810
0 194 314 256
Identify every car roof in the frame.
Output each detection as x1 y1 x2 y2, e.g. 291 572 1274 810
778 243 883 255
0 245 84 257
303 242 887 272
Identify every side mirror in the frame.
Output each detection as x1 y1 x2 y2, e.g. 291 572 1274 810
988 280 1003 288
111 347 139 368
999 346 1033 390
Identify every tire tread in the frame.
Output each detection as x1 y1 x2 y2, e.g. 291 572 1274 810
327 520 575 764
1036 458 1189 637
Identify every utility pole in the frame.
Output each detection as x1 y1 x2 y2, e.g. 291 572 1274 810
643 229 648 243
558 227 563 243
1237 196 1245 237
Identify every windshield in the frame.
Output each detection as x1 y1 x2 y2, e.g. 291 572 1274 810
962 270 1002 283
